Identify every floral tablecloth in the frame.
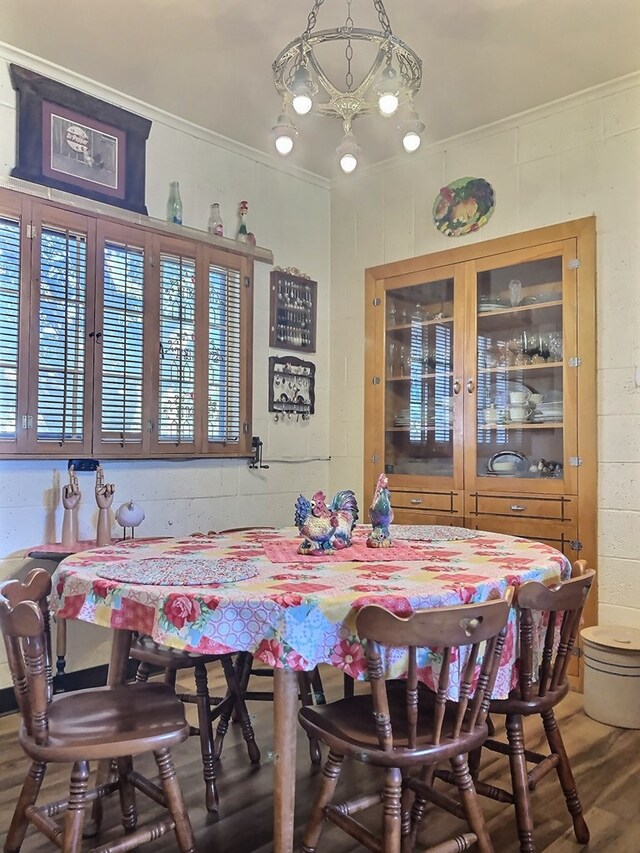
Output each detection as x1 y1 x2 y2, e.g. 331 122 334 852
51 525 570 699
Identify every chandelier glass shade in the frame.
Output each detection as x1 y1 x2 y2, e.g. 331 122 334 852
271 0 424 172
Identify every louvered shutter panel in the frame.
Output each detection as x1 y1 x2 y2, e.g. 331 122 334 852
158 252 196 445
36 226 87 444
208 263 241 443
100 240 145 445
0 216 21 442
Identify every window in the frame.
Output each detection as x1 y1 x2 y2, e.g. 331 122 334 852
0 187 257 459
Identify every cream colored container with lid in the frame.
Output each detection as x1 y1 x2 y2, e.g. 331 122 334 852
581 625 640 729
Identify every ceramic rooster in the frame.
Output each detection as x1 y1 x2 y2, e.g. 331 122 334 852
367 473 394 548
295 489 359 555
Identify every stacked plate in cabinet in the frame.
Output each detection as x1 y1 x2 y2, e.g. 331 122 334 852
532 400 563 423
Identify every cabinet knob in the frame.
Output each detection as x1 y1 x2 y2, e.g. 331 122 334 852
453 379 461 395
410 498 423 505
510 504 527 512
466 378 475 393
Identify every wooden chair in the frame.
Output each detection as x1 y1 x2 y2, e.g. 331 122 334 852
298 593 513 852
0 569 195 853
459 560 595 853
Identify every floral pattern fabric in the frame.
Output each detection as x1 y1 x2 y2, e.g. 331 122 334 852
51 526 570 699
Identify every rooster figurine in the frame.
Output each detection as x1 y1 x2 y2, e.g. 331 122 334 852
367 473 394 548
295 489 359 555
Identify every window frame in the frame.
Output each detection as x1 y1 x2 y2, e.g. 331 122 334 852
0 186 259 460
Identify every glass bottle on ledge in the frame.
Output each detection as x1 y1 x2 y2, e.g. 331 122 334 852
167 181 183 225
208 203 224 237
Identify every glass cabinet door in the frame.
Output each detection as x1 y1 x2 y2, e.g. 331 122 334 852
383 271 460 486
469 241 577 493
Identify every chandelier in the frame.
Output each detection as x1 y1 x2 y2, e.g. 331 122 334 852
272 0 424 173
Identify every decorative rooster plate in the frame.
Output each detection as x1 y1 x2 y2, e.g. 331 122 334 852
433 177 495 237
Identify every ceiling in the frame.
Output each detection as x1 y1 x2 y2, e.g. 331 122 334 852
2 0 640 178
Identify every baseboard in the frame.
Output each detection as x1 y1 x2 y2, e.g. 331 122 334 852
0 659 142 716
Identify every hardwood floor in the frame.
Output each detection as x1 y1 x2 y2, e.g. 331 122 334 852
0 665 638 852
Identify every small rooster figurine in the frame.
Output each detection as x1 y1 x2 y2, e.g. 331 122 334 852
295 489 359 555
367 473 394 548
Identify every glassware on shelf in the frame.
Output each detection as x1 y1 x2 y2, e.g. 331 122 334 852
411 303 424 321
548 332 563 361
387 302 397 326
508 278 522 307
207 203 224 236
387 341 397 377
167 181 183 225
398 345 408 377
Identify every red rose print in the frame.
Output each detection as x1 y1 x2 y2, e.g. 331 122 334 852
268 592 304 608
202 595 221 611
162 594 201 630
255 638 284 668
92 578 116 600
330 639 367 678
285 650 309 669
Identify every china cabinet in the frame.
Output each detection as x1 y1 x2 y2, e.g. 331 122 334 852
364 218 596 679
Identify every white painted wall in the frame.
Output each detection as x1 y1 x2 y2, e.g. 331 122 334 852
0 48 332 685
329 74 640 631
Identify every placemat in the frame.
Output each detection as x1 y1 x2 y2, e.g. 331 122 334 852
391 525 480 542
262 538 422 563
96 557 259 586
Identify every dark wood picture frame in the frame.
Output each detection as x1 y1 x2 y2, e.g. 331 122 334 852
10 64 151 214
269 269 317 353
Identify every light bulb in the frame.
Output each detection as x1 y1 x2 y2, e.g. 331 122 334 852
402 130 421 152
292 93 313 115
275 134 294 155
339 153 358 173
271 113 298 156
378 92 399 117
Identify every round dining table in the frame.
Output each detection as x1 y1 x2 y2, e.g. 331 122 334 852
51 524 570 853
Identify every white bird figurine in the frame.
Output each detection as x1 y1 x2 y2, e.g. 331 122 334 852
115 500 145 539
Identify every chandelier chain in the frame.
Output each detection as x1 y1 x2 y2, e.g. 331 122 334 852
345 1 354 91
304 0 325 37
373 0 393 35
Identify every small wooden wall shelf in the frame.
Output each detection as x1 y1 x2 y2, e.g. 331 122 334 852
269 269 317 353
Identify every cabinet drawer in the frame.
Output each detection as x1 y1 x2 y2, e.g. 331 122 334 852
466 515 581 561
393 491 463 515
466 492 576 523
394 510 462 527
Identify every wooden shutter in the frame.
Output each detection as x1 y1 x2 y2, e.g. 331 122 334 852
25 207 95 455
93 222 150 456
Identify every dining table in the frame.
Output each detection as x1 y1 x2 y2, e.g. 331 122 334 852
51 523 570 853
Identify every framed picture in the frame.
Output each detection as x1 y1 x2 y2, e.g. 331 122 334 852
10 64 151 214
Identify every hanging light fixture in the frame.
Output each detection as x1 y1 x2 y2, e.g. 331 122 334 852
272 0 423 173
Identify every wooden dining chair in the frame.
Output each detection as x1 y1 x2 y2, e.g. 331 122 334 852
457 560 595 853
0 569 196 853
298 593 513 852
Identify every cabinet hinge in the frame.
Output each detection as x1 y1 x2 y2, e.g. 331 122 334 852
243 421 251 434
569 456 582 467
371 454 379 463
26 223 36 240
372 297 381 306
568 258 580 270
568 357 582 367
570 645 583 658
21 414 33 429
569 539 583 552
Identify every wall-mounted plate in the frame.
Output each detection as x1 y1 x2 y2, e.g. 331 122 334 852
433 177 495 237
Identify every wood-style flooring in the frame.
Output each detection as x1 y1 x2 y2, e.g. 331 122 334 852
0 665 638 852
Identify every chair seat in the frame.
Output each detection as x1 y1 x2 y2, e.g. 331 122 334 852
299 688 488 768
20 683 190 763
489 680 569 716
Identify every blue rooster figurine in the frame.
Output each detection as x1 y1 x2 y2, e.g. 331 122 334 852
366 473 394 548
295 489 359 555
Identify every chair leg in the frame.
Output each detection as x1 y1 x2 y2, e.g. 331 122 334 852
343 673 355 698
4 760 47 853
302 750 344 853
219 655 261 764
193 660 219 813
154 748 196 853
505 714 536 853
164 667 177 688
408 763 436 847
135 661 151 683
298 672 323 765
450 754 494 853
63 760 90 853
116 756 138 831
310 666 327 704
541 709 589 844
382 766 403 853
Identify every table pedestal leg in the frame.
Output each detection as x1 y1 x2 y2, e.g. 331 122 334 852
273 668 299 853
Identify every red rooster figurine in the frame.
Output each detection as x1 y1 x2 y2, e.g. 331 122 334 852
294 489 359 555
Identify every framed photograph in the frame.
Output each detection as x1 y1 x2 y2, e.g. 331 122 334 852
10 65 151 214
